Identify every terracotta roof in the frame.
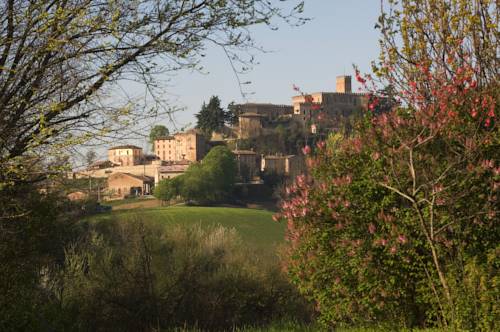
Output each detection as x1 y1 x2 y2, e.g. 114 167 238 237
108 145 142 150
110 172 154 182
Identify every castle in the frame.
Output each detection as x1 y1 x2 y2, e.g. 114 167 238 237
73 75 372 199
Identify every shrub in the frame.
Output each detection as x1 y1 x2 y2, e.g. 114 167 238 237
55 219 312 331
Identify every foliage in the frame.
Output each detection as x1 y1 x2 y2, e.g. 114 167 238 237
54 220 312 331
149 125 170 149
85 150 97 166
0 0 306 189
195 96 227 138
177 146 238 204
227 101 240 126
154 176 181 203
0 187 84 330
278 0 499 329
236 120 307 155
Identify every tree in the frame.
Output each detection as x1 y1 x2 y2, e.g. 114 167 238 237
195 96 226 137
85 150 97 167
149 125 170 150
179 146 237 204
0 0 306 189
154 176 181 204
226 101 241 126
278 0 499 329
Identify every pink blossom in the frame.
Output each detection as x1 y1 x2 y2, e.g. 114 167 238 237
316 140 326 149
368 223 376 234
390 246 397 254
302 145 311 155
397 234 407 244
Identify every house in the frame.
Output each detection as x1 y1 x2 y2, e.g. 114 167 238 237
232 149 260 182
154 129 207 162
108 145 143 166
231 103 293 122
238 112 265 139
155 161 191 183
261 154 304 179
107 172 154 198
292 75 369 131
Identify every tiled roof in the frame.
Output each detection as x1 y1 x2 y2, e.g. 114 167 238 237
108 145 142 150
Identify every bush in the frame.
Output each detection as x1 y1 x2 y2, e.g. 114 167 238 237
54 219 312 331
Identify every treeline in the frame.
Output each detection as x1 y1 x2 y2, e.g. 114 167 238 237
154 146 238 205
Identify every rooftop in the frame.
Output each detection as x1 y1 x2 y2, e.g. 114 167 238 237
108 145 142 150
232 150 256 155
239 112 266 117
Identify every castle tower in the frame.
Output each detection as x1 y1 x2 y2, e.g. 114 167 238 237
336 75 352 93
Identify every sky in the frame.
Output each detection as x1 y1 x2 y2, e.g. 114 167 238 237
92 1 383 159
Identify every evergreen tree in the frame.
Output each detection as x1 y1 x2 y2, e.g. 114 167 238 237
226 101 241 126
195 96 226 137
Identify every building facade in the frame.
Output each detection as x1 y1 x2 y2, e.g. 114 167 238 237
154 130 207 162
261 154 303 179
238 113 264 139
292 76 368 130
107 172 154 197
232 150 260 182
232 103 293 121
155 162 191 183
108 145 143 166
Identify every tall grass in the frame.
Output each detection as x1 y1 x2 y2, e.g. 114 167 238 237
50 217 312 331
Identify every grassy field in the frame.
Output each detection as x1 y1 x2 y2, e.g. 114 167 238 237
90 206 285 250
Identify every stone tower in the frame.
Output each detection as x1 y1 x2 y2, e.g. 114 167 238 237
336 75 352 93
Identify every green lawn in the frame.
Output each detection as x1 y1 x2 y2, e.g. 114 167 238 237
90 206 285 251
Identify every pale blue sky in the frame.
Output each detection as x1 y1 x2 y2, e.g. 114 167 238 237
87 1 383 160
166 1 382 129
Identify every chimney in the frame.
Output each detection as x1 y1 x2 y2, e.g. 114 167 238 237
336 75 352 93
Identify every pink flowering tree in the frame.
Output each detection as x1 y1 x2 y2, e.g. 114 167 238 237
277 0 499 329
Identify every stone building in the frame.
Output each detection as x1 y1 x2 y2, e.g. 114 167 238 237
108 145 143 166
232 103 293 121
154 129 207 162
232 150 260 182
292 75 369 131
238 112 265 139
261 154 303 179
107 172 154 198
155 161 191 183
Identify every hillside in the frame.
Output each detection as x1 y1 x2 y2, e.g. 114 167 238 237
90 206 285 251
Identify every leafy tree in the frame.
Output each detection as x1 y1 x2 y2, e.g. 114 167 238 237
153 176 181 203
0 0 306 188
179 146 237 204
195 96 227 137
149 125 170 150
278 0 499 329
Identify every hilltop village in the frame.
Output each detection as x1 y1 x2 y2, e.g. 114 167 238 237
72 75 370 199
